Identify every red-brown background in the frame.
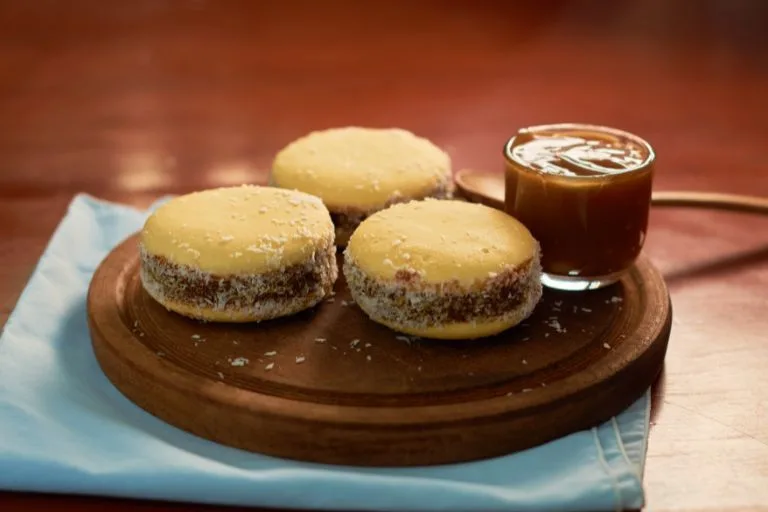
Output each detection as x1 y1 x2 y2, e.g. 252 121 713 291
1 1 767 511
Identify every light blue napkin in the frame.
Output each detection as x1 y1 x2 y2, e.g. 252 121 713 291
0 194 650 511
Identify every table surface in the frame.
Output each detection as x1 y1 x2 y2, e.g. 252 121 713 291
1 1 767 511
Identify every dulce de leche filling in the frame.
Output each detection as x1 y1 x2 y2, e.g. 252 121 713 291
139 244 337 321
344 255 542 327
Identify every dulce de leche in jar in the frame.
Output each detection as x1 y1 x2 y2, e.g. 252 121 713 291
503 123 655 291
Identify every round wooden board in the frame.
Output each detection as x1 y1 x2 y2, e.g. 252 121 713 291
88 234 672 467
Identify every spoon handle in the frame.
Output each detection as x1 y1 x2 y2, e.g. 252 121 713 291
453 169 768 216
651 191 768 215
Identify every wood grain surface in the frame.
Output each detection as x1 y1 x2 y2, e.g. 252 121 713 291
88 234 669 466
1 0 767 510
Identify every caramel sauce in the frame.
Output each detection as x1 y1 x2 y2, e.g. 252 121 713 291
504 124 655 279
510 128 646 176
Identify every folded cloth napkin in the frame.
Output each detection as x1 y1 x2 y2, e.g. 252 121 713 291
0 194 650 512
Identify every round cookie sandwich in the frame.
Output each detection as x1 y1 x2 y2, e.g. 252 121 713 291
270 126 454 246
343 199 542 340
139 185 337 322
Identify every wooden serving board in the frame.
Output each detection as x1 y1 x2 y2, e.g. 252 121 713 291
88 234 671 467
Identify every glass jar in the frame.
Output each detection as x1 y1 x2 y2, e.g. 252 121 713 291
504 123 656 291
